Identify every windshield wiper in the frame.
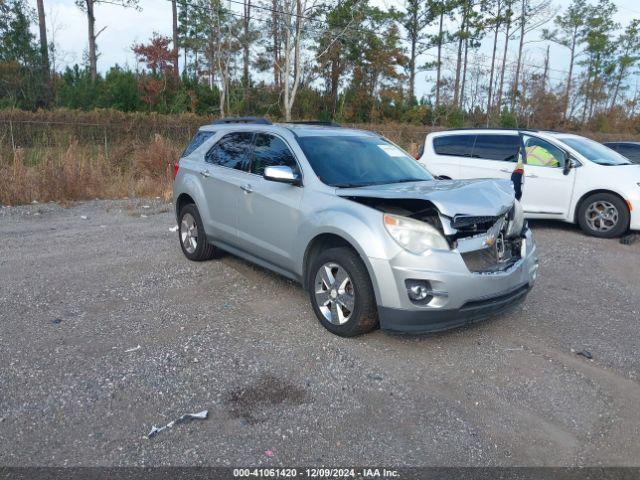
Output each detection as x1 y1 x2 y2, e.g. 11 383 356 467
389 178 428 184
332 182 374 188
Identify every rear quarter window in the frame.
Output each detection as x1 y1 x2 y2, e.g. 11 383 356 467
433 135 475 157
183 131 215 157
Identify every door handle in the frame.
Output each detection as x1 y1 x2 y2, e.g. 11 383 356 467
240 184 253 194
525 174 538 178
200 170 211 178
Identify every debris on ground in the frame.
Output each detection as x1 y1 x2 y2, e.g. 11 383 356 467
80 215 88 220
620 234 638 246
367 373 384 381
265 450 274 458
52 318 62 324
125 345 141 353
140 214 148 218
169 225 179 232
147 410 208 438
573 349 593 360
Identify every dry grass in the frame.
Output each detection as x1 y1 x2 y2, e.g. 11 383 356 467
0 135 177 205
1 109 639 206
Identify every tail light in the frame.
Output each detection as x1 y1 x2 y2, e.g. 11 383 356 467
173 161 180 179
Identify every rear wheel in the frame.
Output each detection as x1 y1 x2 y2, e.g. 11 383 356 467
178 203 218 261
308 247 378 337
577 193 629 238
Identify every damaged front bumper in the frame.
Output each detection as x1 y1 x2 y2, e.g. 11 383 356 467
371 228 538 333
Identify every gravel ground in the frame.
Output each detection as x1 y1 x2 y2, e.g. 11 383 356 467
0 199 639 467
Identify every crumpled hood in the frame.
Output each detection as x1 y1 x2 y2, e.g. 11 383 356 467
337 179 515 217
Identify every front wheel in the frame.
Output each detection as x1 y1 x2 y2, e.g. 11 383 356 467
308 247 378 337
577 193 629 238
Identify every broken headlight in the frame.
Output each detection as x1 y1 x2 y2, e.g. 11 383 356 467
383 213 449 254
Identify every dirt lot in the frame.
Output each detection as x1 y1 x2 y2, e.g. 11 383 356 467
1 199 639 467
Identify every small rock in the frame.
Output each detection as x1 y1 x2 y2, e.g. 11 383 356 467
52 318 62 324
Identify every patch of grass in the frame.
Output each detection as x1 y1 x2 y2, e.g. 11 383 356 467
0 135 177 205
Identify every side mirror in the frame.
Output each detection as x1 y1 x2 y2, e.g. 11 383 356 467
563 156 573 176
264 165 301 186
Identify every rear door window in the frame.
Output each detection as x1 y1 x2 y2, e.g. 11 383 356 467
433 135 475 157
250 133 299 176
205 132 254 171
183 131 215 156
471 135 520 162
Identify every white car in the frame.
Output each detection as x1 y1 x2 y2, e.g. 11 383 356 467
418 129 640 237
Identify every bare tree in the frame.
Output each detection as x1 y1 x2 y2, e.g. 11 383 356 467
509 0 553 111
495 0 514 114
36 0 50 105
75 0 140 82
280 0 319 120
242 0 252 98
433 0 448 110
272 0 281 88
171 0 180 83
452 0 471 107
486 0 503 120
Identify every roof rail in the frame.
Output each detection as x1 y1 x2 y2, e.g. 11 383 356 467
211 117 272 125
286 121 342 127
442 127 535 132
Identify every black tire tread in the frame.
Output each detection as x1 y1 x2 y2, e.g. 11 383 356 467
308 246 378 337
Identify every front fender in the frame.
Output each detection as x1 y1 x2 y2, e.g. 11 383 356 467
296 205 401 307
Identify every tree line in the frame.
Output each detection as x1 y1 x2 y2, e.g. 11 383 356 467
1 0 639 130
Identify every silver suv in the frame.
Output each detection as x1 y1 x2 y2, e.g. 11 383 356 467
173 118 539 336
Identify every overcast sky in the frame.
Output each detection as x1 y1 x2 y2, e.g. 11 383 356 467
29 0 640 99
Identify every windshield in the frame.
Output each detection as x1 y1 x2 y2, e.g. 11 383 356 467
297 135 433 187
560 137 632 166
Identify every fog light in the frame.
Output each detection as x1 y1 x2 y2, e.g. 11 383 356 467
409 285 429 301
405 280 432 304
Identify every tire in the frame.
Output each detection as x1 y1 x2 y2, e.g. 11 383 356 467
178 203 218 261
577 193 630 238
307 247 378 337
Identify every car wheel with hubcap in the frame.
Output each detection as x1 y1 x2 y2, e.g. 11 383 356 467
178 203 218 261
577 193 629 238
308 247 378 336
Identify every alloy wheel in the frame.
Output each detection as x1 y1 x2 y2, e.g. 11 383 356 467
314 262 355 325
585 200 619 233
180 213 198 254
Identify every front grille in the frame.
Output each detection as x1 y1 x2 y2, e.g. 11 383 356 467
452 215 498 235
461 242 520 273
460 212 523 273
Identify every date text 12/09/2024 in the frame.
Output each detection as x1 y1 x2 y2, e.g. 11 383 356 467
233 468 400 478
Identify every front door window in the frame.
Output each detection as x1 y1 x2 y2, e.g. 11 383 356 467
523 135 566 168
